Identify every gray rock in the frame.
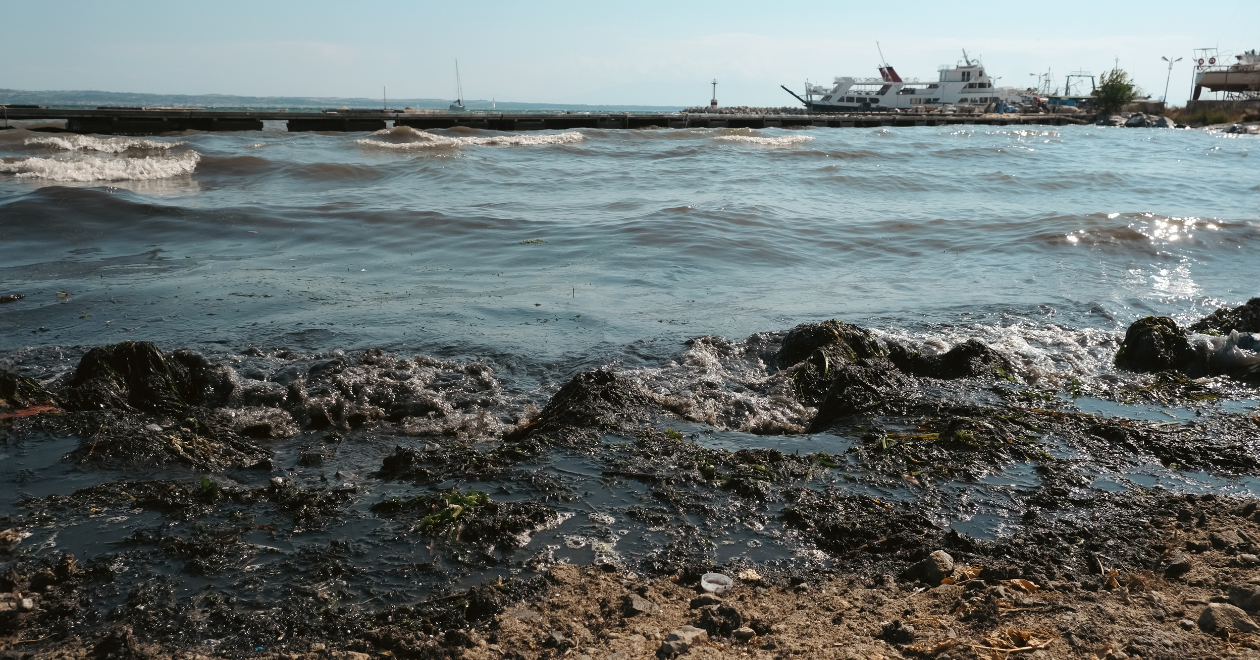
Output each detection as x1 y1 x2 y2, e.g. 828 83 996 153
1241 554 1260 567
1166 551 1193 577
689 594 722 609
906 550 954 584
624 593 660 616
732 627 756 643
1096 114 1125 127
1179 618 1197 630
1198 603 1259 633
1229 583 1260 613
545 631 573 650
657 626 708 658
1211 529 1243 549
1153 116 1175 128
1125 113 1151 127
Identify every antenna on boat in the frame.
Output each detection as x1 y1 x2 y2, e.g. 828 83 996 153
962 49 972 66
877 42 889 69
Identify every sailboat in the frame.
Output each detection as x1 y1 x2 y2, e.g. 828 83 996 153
449 60 466 112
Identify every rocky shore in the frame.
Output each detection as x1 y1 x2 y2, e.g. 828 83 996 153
3 299 1260 659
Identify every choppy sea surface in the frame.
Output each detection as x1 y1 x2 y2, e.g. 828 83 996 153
1 120 1259 606
1 122 1255 364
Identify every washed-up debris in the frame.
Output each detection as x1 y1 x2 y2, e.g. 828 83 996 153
0 293 23 304
700 572 733 594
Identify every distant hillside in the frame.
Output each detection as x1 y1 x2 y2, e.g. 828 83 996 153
0 88 682 113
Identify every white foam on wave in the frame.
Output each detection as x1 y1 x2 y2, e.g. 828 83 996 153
871 323 1122 388
713 134 813 147
623 333 813 435
0 151 200 181
357 125 584 149
25 135 185 153
618 322 1128 436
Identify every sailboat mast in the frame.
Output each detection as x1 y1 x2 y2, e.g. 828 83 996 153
455 60 464 103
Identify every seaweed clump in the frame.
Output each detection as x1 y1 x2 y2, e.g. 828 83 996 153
504 369 656 447
372 489 562 553
1114 316 1193 373
1190 297 1260 335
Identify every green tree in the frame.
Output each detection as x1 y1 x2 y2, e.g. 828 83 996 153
1092 68 1138 114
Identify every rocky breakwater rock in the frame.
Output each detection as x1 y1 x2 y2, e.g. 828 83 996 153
1124 113 1176 128
503 368 658 447
1096 113 1175 128
1225 122 1260 135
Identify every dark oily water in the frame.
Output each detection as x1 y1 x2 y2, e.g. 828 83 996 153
1 123 1259 652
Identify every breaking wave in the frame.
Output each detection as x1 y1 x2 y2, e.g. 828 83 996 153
357 125 584 149
713 134 814 146
25 135 185 153
871 323 1122 388
0 151 200 181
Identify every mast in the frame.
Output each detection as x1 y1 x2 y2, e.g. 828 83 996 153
455 60 464 104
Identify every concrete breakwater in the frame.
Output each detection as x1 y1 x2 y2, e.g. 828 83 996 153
0 106 1086 135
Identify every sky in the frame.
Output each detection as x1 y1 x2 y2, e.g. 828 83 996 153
3 0 1256 107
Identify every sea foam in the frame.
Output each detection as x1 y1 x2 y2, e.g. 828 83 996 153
25 135 185 153
357 126 584 149
0 151 200 181
713 135 814 146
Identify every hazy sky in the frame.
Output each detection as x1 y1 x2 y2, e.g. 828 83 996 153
4 0 1255 106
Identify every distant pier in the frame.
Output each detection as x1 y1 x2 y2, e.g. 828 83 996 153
0 106 1087 135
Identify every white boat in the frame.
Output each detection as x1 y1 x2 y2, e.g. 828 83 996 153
1193 49 1260 100
785 50 1020 112
450 60 467 112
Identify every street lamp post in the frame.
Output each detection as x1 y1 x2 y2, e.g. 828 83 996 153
1161 56 1183 108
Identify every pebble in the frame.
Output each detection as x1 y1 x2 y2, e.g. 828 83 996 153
19 598 34 611
906 550 954 584
657 626 707 658
732 627 756 642
737 569 762 582
145 423 164 432
271 477 285 487
690 594 722 609
624 593 660 616
1211 529 1244 549
1178 619 1197 630
1198 603 1259 633
1165 551 1192 577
